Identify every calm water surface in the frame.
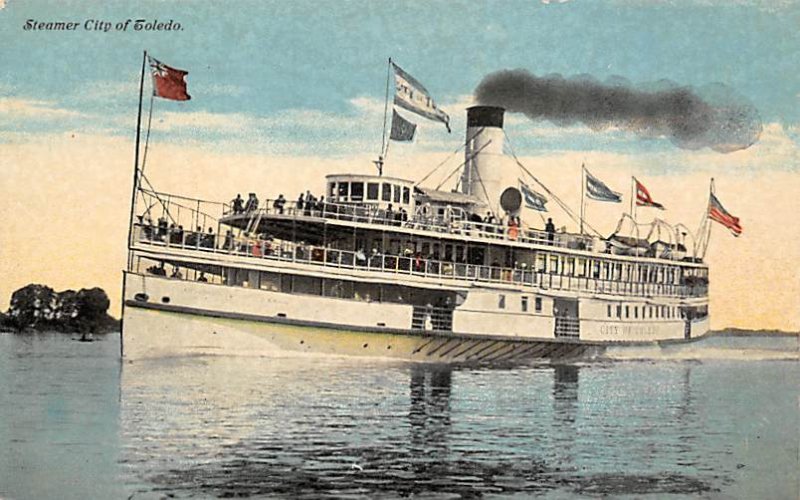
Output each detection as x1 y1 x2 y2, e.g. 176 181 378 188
0 332 797 499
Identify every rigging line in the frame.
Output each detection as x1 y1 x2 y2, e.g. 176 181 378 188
503 130 603 237
414 127 486 187
380 57 392 159
139 93 156 179
138 172 178 225
434 140 493 191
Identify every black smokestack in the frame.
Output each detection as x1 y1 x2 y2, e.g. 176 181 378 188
474 70 761 153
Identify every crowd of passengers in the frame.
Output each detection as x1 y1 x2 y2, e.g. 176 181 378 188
229 191 413 225
138 215 218 249
227 192 556 241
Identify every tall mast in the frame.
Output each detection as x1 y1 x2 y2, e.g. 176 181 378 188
125 50 148 268
580 164 586 234
377 57 393 176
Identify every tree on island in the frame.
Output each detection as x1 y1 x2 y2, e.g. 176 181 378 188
3 284 118 334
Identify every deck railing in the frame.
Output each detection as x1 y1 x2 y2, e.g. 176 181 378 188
132 224 708 299
223 199 594 251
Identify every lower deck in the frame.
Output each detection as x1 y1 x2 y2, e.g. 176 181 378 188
121 268 711 361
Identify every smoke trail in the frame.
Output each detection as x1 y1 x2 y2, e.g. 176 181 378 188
474 70 762 153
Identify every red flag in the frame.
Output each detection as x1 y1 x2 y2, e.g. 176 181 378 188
708 193 742 237
635 177 664 209
149 56 190 101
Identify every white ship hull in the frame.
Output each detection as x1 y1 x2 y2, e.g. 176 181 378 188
121 272 710 362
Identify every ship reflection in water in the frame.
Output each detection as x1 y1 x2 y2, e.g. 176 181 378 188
117 353 768 499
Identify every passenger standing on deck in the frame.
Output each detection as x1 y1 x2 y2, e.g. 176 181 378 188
545 217 556 244
296 192 305 211
273 194 286 214
231 194 244 214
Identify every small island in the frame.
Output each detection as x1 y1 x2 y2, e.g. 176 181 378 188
0 284 120 335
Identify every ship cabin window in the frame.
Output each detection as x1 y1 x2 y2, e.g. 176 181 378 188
634 306 639 319
329 182 336 197
403 187 410 204
607 305 612 317
260 272 281 292
350 182 364 202
535 297 542 313
625 305 630 318
455 245 465 263
279 274 291 293
577 258 587 277
382 183 392 201
394 186 401 203
567 258 576 275
535 254 546 272
367 182 379 200
593 261 601 279
522 296 529 312
549 255 559 274
498 294 506 309
338 182 349 200
616 305 622 318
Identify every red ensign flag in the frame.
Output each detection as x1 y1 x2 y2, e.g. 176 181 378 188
634 178 664 209
149 56 190 101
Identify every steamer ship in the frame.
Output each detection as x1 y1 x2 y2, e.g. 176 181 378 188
121 56 730 363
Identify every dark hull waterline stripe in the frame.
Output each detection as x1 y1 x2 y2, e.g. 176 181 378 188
449 340 483 360
426 338 455 357
475 342 516 363
465 341 500 361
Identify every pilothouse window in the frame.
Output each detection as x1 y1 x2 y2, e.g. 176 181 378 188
338 182 349 199
367 182 379 200
350 182 364 201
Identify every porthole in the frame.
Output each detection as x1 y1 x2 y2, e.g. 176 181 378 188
134 293 149 302
161 296 170 304
363 343 369 348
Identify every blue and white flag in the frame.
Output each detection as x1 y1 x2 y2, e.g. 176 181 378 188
390 109 416 142
585 168 622 203
392 61 451 133
520 181 548 212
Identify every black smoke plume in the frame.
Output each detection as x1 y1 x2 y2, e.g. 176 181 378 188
474 70 761 153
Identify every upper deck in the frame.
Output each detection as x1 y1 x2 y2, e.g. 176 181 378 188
219 197 702 267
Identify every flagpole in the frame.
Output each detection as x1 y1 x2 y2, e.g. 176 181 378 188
580 164 586 234
378 57 392 175
631 176 636 222
126 50 148 268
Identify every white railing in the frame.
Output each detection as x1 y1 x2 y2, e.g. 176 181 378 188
132 224 708 299
223 199 593 251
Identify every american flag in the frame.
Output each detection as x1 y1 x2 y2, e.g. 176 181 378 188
708 193 742 237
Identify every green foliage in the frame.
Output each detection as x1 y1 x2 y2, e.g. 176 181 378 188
5 284 117 333
9 284 57 331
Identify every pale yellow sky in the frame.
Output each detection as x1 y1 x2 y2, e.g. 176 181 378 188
0 127 798 332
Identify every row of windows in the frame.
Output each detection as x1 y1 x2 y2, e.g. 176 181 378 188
329 181 411 205
498 294 543 313
534 252 706 286
606 303 679 320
